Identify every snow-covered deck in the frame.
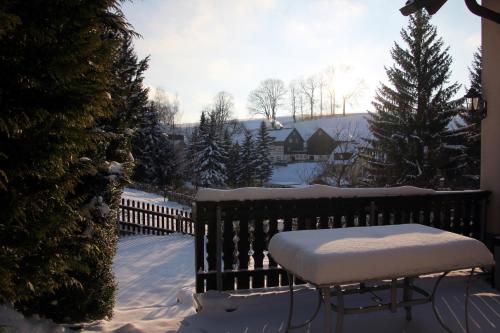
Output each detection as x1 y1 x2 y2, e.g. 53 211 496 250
81 234 500 333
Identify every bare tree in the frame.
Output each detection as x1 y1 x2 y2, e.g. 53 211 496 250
299 94 305 119
289 80 300 123
320 65 367 116
341 78 366 116
153 88 180 132
248 79 287 128
212 91 234 129
323 66 337 115
300 76 318 118
328 88 337 115
316 122 366 186
317 75 326 116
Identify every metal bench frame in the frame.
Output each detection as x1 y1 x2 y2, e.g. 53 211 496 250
284 268 477 333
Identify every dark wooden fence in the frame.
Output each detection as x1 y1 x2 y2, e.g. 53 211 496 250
194 190 490 293
119 198 194 235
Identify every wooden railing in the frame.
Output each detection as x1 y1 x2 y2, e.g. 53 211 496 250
194 189 490 293
119 198 194 235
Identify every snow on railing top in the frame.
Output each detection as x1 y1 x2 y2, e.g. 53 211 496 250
195 185 439 202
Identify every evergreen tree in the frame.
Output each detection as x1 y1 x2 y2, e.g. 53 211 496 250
197 113 227 187
132 102 179 190
239 131 258 186
226 142 242 188
186 127 200 185
190 112 207 187
0 0 136 321
255 121 273 185
31 33 151 323
454 48 482 188
469 48 482 93
363 11 460 188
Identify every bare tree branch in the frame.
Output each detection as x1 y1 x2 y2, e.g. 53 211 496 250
289 80 301 123
248 79 287 128
300 76 318 118
212 91 234 129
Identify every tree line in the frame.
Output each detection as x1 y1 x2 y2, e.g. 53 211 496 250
190 115 273 188
248 66 366 128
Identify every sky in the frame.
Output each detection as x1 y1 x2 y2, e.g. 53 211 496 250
121 0 481 123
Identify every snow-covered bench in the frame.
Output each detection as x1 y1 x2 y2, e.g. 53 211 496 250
269 224 494 333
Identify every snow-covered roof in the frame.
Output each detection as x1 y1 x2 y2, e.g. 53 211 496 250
292 114 371 141
196 185 437 202
263 113 371 144
268 128 294 142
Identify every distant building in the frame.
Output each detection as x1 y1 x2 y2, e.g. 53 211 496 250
268 129 292 164
283 128 306 156
269 128 307 163
306 128 337 161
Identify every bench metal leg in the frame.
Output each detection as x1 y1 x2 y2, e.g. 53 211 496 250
403 277 413 321
284 269 478 333
334 286 344 333
285 271 322 332
285 272 294 332
323 287 333 333
431 271 453 333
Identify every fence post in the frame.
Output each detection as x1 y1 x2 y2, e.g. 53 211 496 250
175 209 181 232
216 204 223 292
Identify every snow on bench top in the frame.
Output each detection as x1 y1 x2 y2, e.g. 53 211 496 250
269 224 494 285
195 185 439 202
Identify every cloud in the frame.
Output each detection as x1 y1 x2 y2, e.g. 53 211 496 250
465 33 481 48
123 0 479 122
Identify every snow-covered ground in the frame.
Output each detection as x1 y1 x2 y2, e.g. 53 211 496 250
269 162 322 186
122 187 191 211
85 234 196 333
3 233 500 333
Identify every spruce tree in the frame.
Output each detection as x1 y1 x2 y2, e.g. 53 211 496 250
256 121 273 185
363 11 460 188
239 131 258 186
455 48 482 188
0 0 136 321
190 112 207 187
196 113 227 187
132 102 179 190
226 142 242 188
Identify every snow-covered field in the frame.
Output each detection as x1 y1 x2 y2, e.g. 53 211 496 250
269 162 321 186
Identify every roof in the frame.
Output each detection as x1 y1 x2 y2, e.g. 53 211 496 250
268 128 294 142
292 114 371 141
263 113 371 144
